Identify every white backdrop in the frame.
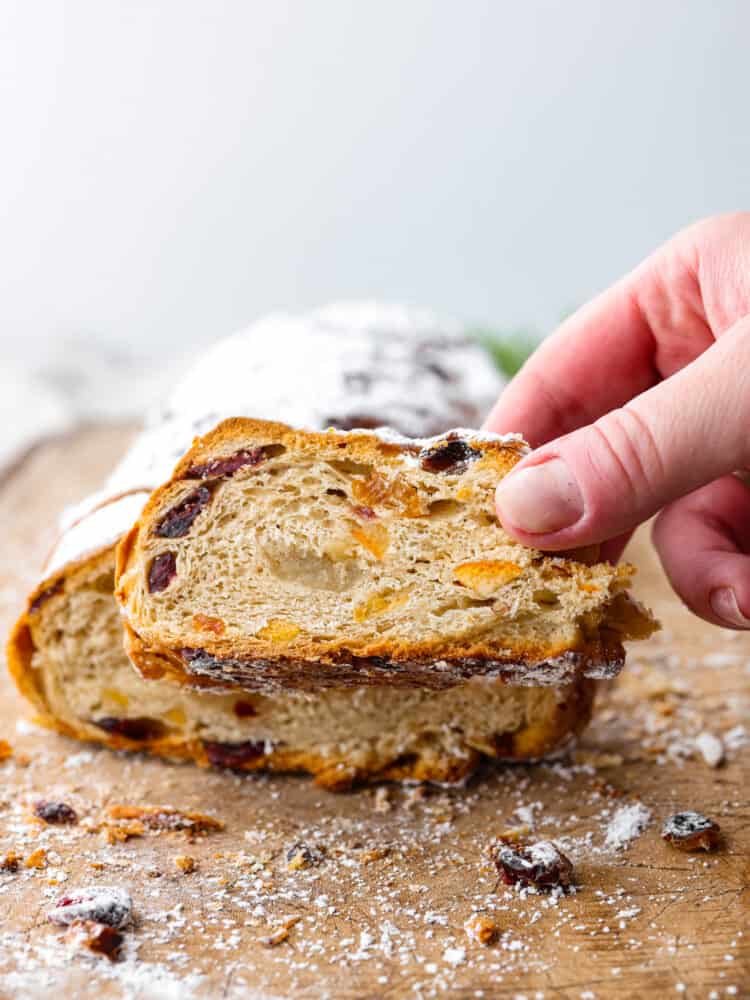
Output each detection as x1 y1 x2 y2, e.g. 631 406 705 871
0 0 748 453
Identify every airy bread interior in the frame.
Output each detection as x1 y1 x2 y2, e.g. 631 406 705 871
116 419 656 691
9 550 595 789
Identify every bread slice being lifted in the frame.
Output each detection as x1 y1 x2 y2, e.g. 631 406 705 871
115 418 657 693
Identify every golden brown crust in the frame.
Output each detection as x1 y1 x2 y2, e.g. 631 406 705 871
6 546 115 714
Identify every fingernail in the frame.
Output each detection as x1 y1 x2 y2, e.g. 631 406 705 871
709 587 750 629
495 458 584 535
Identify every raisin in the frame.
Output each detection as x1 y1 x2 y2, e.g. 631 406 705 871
29 579 63 614
93 717 166 741
203 740 267 769
48 886 133 928
154 486 212 538
148 552 177 593
662 811 721 851
419 436 480 474
185 447 269 479
490 840 574 890
33 800 78 825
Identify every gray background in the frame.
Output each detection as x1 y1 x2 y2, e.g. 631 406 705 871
0 0 748 458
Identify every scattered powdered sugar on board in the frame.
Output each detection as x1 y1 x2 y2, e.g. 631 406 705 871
604 803 653 851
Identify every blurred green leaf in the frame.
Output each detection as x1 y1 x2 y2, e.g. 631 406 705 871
471 327 539 377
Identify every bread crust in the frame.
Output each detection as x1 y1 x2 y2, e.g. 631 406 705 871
116 419 655 692
124 625 626 691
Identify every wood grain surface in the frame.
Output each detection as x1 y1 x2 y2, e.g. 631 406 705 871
0 427 748 1000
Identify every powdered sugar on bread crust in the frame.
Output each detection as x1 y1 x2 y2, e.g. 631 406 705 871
46 491 151 578
164 302 505 439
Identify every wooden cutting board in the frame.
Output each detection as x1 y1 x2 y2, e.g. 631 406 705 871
0 427 748 999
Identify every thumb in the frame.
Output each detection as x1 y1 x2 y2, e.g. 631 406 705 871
495 317 750 549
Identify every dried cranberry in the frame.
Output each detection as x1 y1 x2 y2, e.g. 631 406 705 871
154 486 212 538
48 886 132 928
662 811 721 851
34 800 78 825
148 552 177 593
203 740 267 769
93 717 166 741
351 504 377 520
491 840 574 890
233 700 257 719
419 436 480 474
185 448 268 479
29 580 63 614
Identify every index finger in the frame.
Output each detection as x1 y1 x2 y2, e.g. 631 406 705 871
482 232 714 446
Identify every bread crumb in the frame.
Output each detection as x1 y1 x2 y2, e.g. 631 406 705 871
25 848 47 869
259 915 300 947
174 854 197 874
373 787 392 813
1 851 21 872
572 749 624 768
464 914 499 945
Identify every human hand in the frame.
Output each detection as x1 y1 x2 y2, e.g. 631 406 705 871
484 213 750 629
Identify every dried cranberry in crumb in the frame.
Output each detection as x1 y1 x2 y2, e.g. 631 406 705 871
203 739 267 769
48 886 132 928
185 448 268 479
491 840 574 890
34 800 78 825
351 504 377 520
148 551 177 593
662 811 721 851
93 717 166 741
419 437 480 474
154 486 212 538
233 700 257 719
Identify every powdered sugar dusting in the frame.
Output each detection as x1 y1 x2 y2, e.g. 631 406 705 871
604 802 652 851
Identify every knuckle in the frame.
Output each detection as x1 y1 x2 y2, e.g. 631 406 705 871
585 407 666 510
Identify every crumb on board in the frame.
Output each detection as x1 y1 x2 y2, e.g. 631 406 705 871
174 854 197 874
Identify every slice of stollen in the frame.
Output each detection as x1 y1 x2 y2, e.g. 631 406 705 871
115 418 657 694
